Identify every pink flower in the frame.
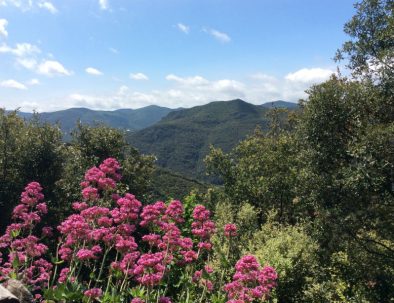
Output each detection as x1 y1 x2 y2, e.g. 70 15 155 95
133 252 165 286
20 182 44 206
84 288 102 299
82 186 99 201
158 297 172 303
58 268 70 283
192 205 211 221
41 226 53 237
224 224 237 237
72 202 88 211
191 205 215 247
76 248 100 261
99 158 121 181
224 255 277 302
84 167 105 184
115 236 138 253
163 200 184 223
140 201 166 227
142 234 162 247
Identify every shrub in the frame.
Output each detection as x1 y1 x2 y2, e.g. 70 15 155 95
0 158 277 303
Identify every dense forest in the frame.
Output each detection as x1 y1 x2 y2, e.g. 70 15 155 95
0 0 393 302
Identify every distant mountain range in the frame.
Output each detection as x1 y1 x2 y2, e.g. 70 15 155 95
127 99 298 180
261 100 299 109
10 100 296 134
11 105 177 135
8 99 298 179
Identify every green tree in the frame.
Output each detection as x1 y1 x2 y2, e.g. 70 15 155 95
0 110 65 231
206 114 299 223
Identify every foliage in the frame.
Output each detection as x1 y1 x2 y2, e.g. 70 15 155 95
0 115 157 231
0 110 64 232
127 99 274 180
245 213 319 303
335 0 394 81
205 122 299 223
19 106 175 141
0 159 278 303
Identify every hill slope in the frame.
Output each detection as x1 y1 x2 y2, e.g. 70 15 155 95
14 105 175 136
127 99 272 180
262 100 299 109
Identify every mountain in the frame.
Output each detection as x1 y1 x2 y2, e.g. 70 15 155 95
127 99 273 180
13 105 175 136
261 100 299 109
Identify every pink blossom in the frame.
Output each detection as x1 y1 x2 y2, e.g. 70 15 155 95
82 186 99 201
224 255 277 302
224 224 237 237
163 200 184 223
158 297 172 303
41 226 53 237
140 201 166 227
134 252 165 286
58 268 70 283
84 288 102 299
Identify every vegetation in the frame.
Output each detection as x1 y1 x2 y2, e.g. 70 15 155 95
0 160 277 303
127 99 290 180
13 105 175 140
0 0 393 302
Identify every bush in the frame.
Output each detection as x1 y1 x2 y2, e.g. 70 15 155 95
0 158 278 303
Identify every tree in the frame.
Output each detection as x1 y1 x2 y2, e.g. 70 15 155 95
0 110 65 232
205 112 300 224
336 0 394 80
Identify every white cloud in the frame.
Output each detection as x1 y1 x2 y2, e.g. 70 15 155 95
0 19 8 38
166 74 209 86
37 60 72 76
85 67 103 76
204 28 231 43
285 68 333 83
109 47 118 54
130 72 149 81
99 0 108 10
28 78 40 85
177 23 190 34
0 0 58 12
37 1 57 14
1 79 27 90
16 58 38 69
0 43 41 57
2 67 335 111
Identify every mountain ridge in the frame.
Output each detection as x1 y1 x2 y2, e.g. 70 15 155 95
127 99 296 180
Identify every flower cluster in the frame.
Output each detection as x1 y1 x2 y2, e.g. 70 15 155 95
192 265 214 292
224 255 277 303
0 182 52 291
191 205 216 251
224 223 237 238
0 158 277 303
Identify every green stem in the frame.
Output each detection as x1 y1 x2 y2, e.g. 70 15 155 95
96 246 111 287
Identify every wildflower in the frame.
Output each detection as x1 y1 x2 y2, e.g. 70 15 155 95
224 224 237 237
133 252 165 286
163 200 184 223
224 255 277 303
84 288 103 299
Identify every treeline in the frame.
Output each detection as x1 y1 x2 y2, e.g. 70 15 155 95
203 0 394 300
0 117 157 231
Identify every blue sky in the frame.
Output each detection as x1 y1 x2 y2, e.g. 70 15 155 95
0 0 356 111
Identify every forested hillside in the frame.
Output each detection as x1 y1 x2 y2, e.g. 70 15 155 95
14 105 176 138
127 99 296 180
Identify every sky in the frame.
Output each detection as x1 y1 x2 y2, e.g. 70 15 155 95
0 0 356 112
